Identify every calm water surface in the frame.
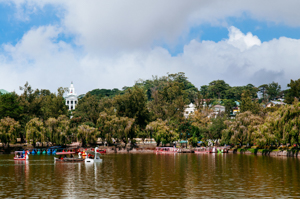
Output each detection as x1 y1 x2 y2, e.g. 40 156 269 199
0 153 300 198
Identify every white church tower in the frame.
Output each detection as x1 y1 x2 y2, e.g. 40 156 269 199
65 82 78 110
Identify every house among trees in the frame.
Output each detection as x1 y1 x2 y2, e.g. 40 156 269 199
266 100 287 107
184 103 196 118
65 82 78 110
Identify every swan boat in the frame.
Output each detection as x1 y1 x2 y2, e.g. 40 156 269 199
85 147 102 163
54 151 84 162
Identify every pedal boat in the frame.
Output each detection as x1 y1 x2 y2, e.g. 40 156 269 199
155 147 180 154
14 151 29 160
85 147 102 163
54 151 84 162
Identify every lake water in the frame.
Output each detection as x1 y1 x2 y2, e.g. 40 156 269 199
0 153 300 198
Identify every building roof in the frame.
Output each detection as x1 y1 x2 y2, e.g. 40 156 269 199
0 89 10 95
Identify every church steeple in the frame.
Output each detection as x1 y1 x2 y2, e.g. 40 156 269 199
67 81 76 96
66 82 78 111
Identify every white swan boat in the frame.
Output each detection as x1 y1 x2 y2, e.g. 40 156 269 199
85 147 102 163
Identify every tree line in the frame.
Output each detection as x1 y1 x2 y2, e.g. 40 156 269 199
0 73 300 148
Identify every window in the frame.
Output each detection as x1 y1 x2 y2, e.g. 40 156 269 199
186 111 188 114
75 101 77 104
71 106 73 110
71 101 73 104
67 101 69 104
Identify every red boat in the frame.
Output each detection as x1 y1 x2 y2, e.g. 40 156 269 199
155 147 180 154
194 147 211 154
54 152 84 162
14 151 29 160
96 149 106 154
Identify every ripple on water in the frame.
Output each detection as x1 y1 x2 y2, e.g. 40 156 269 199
1 154 300 197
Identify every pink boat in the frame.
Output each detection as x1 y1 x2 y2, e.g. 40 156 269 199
14 151 29 160
194 147 211 154
155 147 180 154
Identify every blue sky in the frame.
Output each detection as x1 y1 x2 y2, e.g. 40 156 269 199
1 1 300 93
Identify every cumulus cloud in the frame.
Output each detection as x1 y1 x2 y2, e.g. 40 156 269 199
227 26 261 51
1 25 299 95
1 1 300 94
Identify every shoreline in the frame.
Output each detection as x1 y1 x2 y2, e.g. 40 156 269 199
1 144 300 158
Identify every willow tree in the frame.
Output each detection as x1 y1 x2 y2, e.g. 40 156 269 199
25 118 45 147
45 117 58 145
45 115 71 146
57 115 71 145
77 124 97 147
222 111 264 146
146 119 178 146
0 117 21 147
97 112 135 146
256 100 300 146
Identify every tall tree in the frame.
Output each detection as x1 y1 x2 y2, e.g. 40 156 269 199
222 111 264 146
114 85 149 129
207 80 230 99
258 84 269 102
285 78 300 104
146 119 178 146
240 90 261 114
266 81 281 100
77 124 97 147
25 118 45 147
0 117 21 147
0 93 23 120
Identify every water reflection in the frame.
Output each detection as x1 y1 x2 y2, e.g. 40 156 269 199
0 154 300 198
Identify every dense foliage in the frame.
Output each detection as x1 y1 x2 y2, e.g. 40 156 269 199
0 74 300 149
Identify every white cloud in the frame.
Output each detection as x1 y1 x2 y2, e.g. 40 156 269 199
1 1 300 94
227 26 261 52
1 25 299 95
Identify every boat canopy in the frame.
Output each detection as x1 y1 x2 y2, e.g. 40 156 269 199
56 152 75 155
14 151 24 154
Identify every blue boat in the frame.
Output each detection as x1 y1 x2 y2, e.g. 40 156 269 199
31 149 36 155
22 150 25 154
52 149 57 155
37 149 41 155
42 149 46 155
47 149 51 155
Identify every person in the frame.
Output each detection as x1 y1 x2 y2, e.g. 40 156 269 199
64 155 67 158
70 154 74 158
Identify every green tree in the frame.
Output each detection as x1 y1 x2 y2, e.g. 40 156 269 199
73 93 113 126
0 93 23 120
240 90 261 114
223 99 236 116
256 100 300 146
114 85 149 129
266 81 281 100
146 119 178 146
77 124 97 147
222 111 264 146
25 118 45 147
0 117 21 147
285 78 300 104
148 81 187 122
258 84 269 102
207 80 230 99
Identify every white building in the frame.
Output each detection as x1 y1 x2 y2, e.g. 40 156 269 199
184 103 196 118
65 82 78 110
